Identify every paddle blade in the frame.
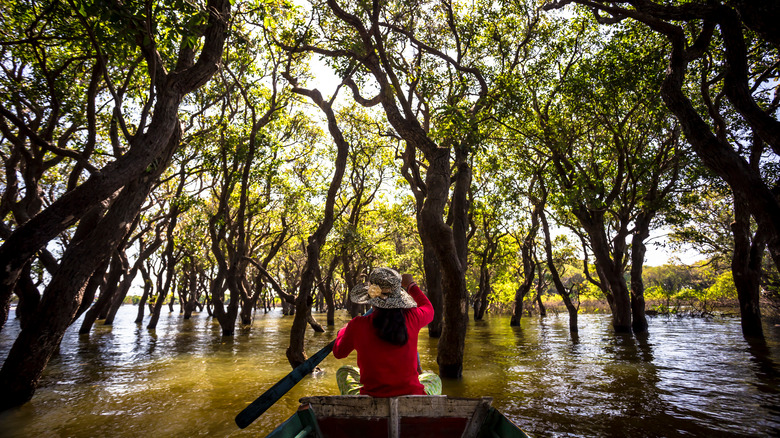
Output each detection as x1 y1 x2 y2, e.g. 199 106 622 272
235 340 335 429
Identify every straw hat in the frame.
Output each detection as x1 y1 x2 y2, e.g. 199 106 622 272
349 267 417 309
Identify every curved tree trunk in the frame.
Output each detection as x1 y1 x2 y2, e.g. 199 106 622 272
577 209 631 333
79 253 124 334
421 149 469 378
0 145 175 409
540 209 578 333
473 266 490 321
511 202 541 326
14 262 41 331
284 77 349 368
0 0 230 409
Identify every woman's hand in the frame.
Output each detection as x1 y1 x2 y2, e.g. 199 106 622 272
401 273 414 289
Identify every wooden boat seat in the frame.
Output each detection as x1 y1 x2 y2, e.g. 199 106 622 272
291 395 505 438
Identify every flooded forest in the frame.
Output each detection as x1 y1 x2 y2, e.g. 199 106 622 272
1 0 779 436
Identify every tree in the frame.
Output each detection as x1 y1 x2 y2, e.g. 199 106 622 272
277 0 542 377
546 0 780 339
0 0 231 410
496 12 684 334
280 67 351 367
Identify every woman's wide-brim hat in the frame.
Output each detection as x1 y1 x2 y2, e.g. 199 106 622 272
350 267 417 309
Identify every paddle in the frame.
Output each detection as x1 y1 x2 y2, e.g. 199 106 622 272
235 339 337 429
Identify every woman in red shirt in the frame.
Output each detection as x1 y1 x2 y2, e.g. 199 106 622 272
333 267 442 397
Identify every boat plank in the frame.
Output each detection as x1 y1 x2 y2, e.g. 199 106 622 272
266 396 529 438
299 395 494 418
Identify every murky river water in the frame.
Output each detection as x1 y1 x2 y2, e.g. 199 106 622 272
0 306 778 437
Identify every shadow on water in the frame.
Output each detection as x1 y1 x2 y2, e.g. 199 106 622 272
1 308 779 437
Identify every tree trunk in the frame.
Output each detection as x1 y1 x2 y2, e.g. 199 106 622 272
510 281 531 327
183 276 198 319
577 209 631 333
511 206 540 326
732 189 765 339
473 266 490 321
535 264 547 318
421 242 443 338
323 259 337 326
135 264 153 324
629 213 651 334
104 262 140 326
79 254 124 334
168 286 176 313
540 209 578 333
0 150 173 409
73 259 109 325
14 262 41 331
421 149 469 378
284 79 349 368
150 166 187 330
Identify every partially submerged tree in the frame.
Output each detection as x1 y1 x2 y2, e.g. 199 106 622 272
0 0 231 410
545 0 780 339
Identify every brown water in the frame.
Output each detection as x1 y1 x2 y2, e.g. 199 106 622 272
0 306 778 437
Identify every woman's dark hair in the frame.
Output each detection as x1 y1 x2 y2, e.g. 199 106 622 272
372 308 408 346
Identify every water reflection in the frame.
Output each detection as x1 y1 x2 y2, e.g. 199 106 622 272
0 308 779 437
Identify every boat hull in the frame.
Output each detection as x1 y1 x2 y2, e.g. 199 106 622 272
265 395 529 438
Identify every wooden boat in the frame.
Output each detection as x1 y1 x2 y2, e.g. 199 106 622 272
265 395 529 438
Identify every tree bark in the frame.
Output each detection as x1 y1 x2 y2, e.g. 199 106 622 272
629 212 651 334
510 213 539 326
731 189 765 339
135 264 153 324
540 209 578 333
0 0 230 411
421 244 444 338
535 262 547 318
14 262 40 331
473 265 490 321
0 135 177 408
421 149 469 378
576 208 632 333
284 79 349 368
79 253 124 334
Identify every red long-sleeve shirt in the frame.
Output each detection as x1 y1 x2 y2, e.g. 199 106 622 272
333 283 433 397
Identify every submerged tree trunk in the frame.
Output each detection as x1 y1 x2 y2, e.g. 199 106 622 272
284 77 349 368
0 126 183 409
577 209 631 333
422 148 470 378
323 259 338 326
421 243 444 338
732 189 765 339
511 200 541 326
473 266 491 321
540 210 578 333
79 254 124 334
629 213 651 334
510 280 532 327
135 264 153 324
535 263 547 318
14 262 41 331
